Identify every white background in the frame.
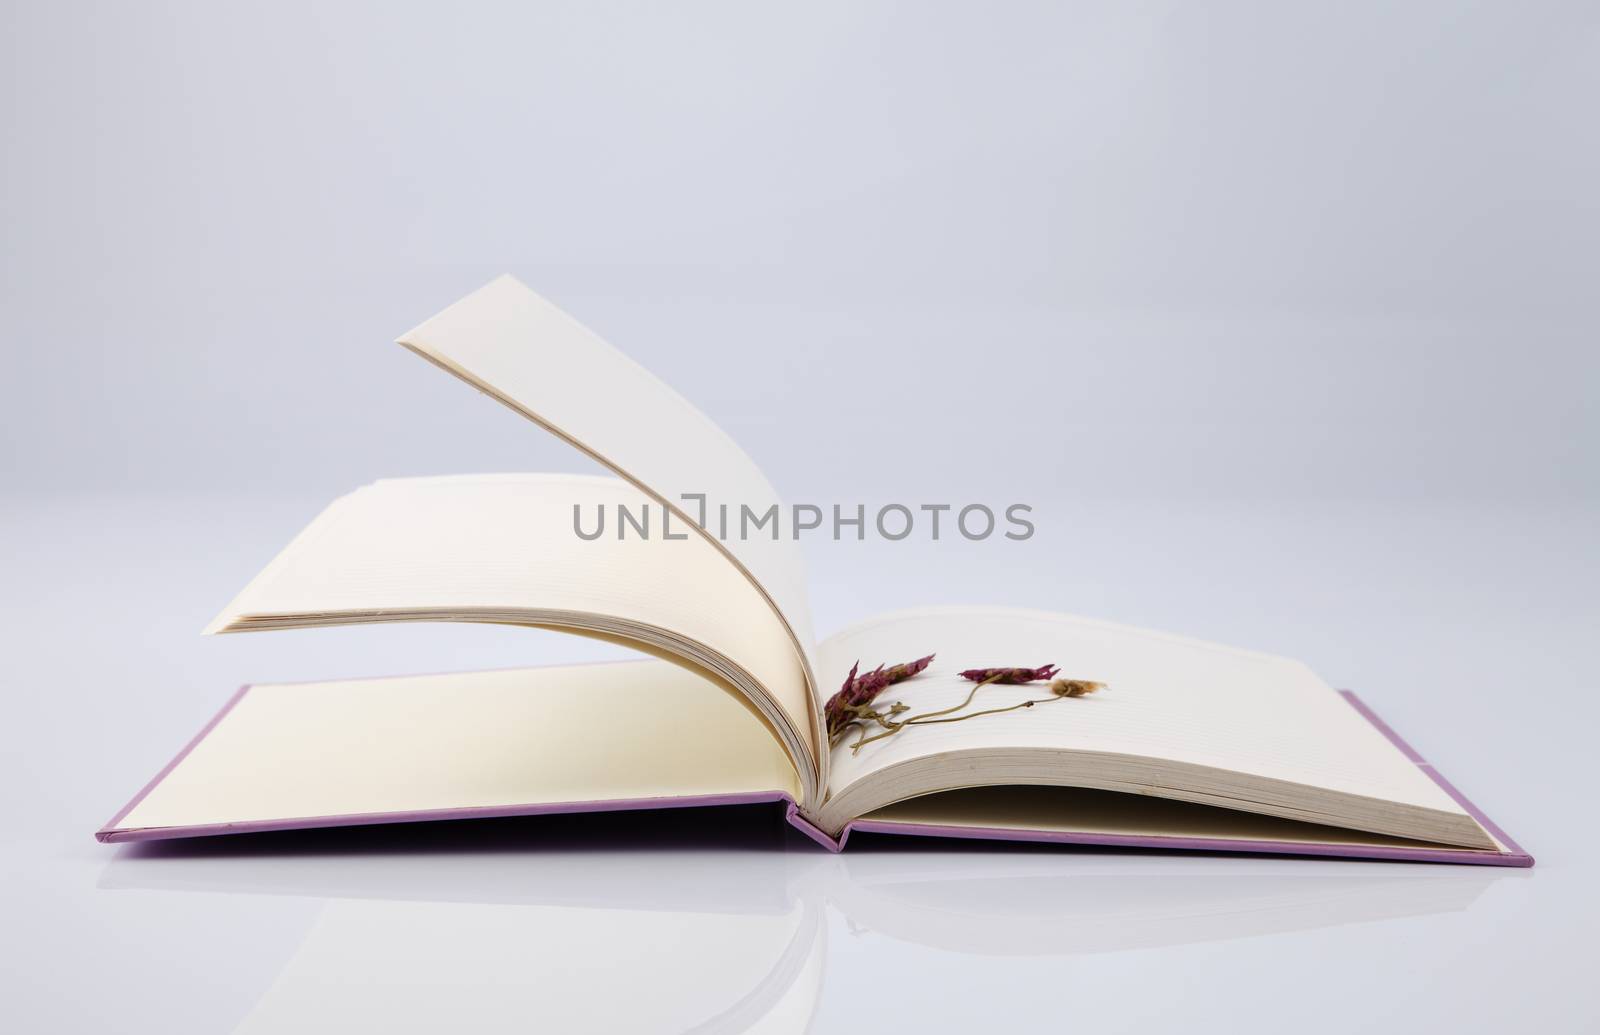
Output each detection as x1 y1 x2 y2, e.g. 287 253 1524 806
3 2 1596 1031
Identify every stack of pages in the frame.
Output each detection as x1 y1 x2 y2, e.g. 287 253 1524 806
99 277 1530 865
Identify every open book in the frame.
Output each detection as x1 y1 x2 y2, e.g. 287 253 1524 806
98 276 1530 865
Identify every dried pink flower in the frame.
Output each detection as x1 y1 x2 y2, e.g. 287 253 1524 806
825 654 935 741
957 664 1061 684
827 658 1107 754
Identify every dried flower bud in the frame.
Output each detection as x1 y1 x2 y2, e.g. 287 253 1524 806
1050 679 1105 698
957 664 1061 685
825 654 935 739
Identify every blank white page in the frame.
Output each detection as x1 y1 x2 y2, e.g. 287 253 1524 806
206 473 815 765
114 660 799 834
397 277 821 749
821 607 1465 815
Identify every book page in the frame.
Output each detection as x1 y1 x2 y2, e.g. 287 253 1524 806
110 660 800 835
821 607 1465 816
862 785 1482 850
397 276 822 765
206 473 816 780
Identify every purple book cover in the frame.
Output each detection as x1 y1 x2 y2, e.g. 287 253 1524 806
97 688 1532 866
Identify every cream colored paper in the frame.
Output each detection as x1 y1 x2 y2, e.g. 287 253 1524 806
397 276 823 770
815 607 1490 847
116 660 799 834
863 786 1494 851
204 473 815 796
822 607 1464 813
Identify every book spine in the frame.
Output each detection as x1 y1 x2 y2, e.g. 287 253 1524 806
784 803 845 852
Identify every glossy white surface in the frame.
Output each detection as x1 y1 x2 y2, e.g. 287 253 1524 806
2 495 1593 1032
3 4 1594 1028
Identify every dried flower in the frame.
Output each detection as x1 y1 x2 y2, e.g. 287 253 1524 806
839 660 1108 754
1050 679 1104 698
825 654 935 743
957 665 1061 684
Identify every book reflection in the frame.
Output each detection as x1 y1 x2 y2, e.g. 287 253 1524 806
97 806 1509 1033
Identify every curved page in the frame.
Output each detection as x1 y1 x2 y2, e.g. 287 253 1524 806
205 474 815 797
397 276 822 766
819 607 1477 842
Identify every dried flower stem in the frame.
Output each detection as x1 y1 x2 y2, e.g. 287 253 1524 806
845 673 1105 754
847 674 1001 751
